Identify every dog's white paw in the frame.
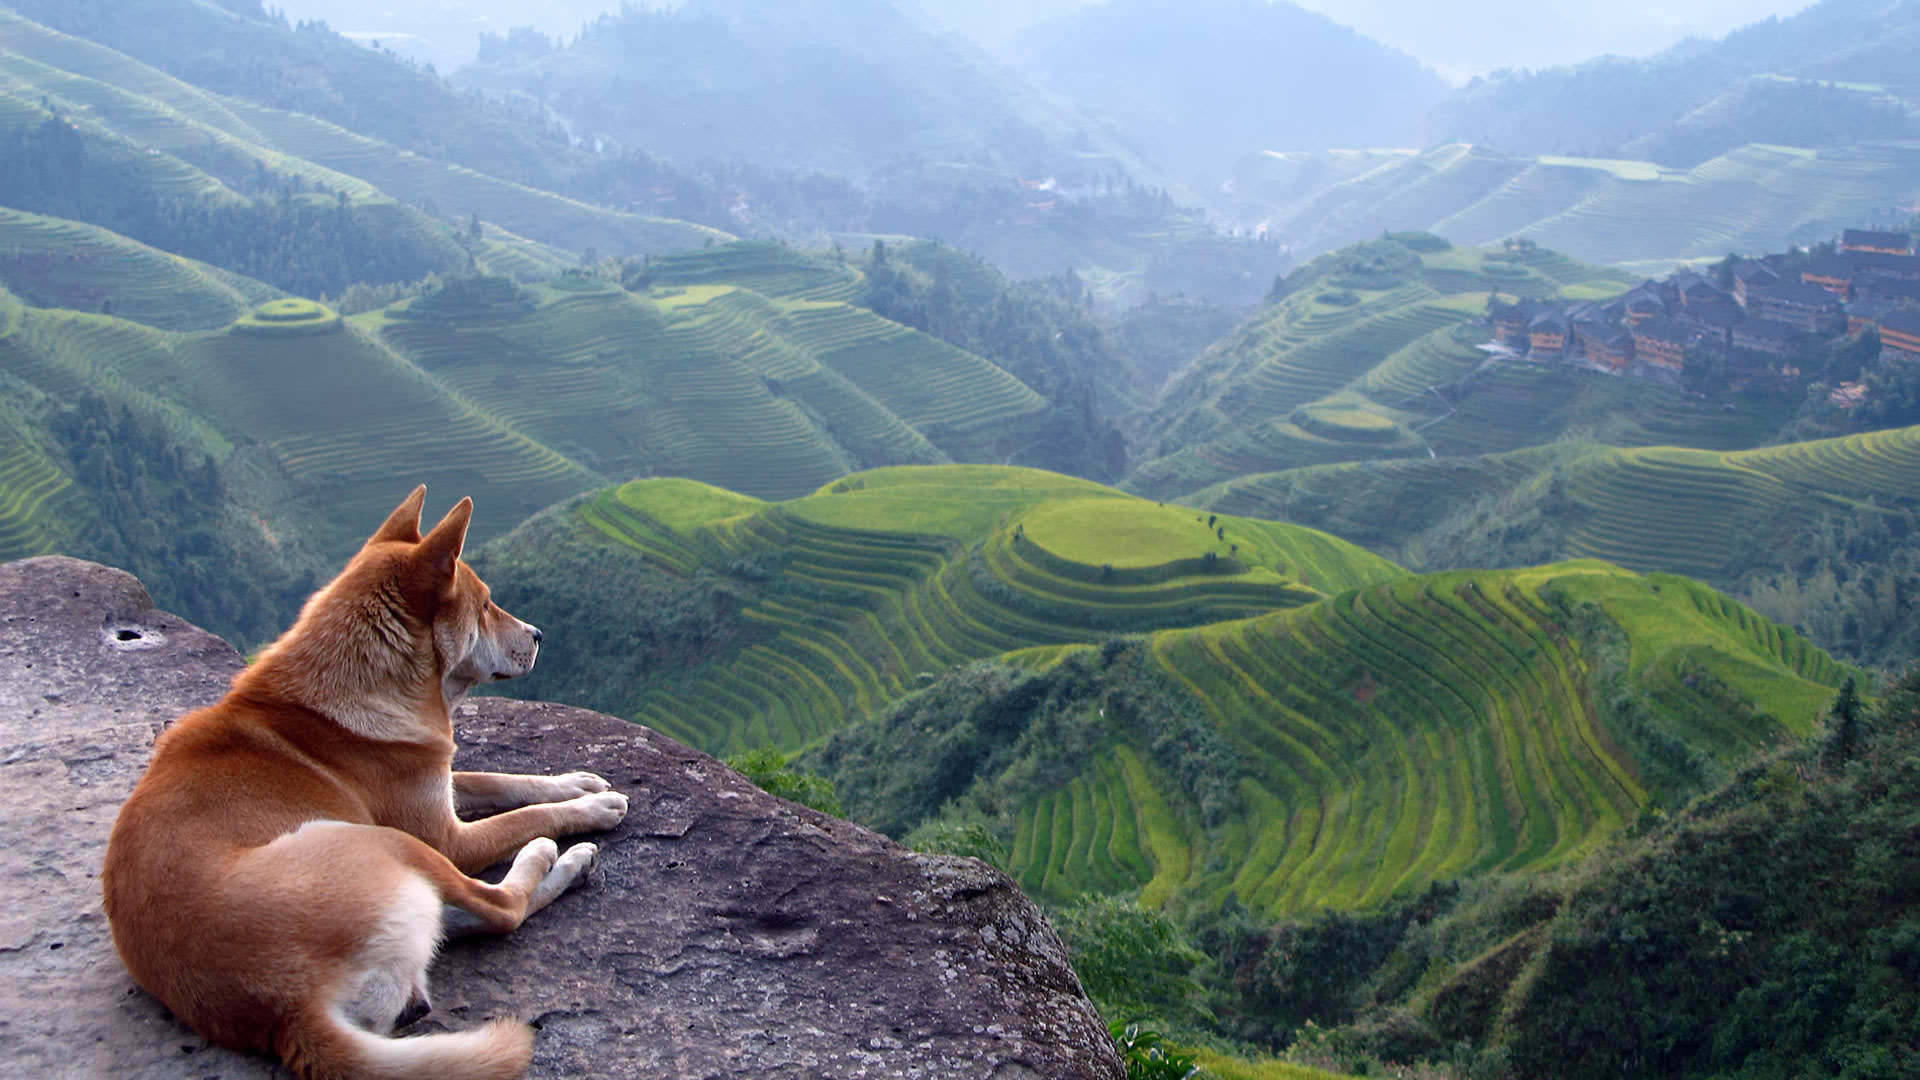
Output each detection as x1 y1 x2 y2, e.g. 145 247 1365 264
570 790 629 832
550 771 611 799
512 836 560 876
526 842 599 913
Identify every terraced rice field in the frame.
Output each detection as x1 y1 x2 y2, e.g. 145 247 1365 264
647 243 864 302
378 278 1050 500
0 418 79 559
1244 139 1920 273
1195 426 1920 583
0 210 273 331
999 563 1847 913
1134 241 1629 500
566 466 1400 755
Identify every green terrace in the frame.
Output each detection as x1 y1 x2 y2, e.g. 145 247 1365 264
1191 426 1920 582
1133 238 1634 500
0 9 729 257
552 466 1400 755
0 208 276 332
1245 141 1920 273
645 242 865 302
995 562 1848 914
374 278 1047 500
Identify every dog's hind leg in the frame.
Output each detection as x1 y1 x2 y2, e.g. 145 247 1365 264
441 837 600 939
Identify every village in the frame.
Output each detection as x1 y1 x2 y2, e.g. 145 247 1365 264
1487 227 1920 408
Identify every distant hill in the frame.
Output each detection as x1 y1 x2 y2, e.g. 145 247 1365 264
1125 234 1728 500
1426 0 1920 166
1014 0 1447 186
470 464 1852 916
1225 141 1920 275
453 0 1123 184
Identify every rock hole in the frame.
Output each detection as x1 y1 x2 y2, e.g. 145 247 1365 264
47 942 62 950
115 629 141 642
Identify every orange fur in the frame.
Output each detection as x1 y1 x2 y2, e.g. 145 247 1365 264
102 486 627 1080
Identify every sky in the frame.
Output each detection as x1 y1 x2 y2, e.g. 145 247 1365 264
274 0 1824 82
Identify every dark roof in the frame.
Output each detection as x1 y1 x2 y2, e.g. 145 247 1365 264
1880 307 1920 339
1529 311 1570 332
1845 250 1920 276
1679 298 1744 329
1627 293 1666 312
1733 261 1780 283
1734 319 1798 342
1596 299 1628 321
1843 228 1911 251
1753 281 1843 308
1855 274 1920 301
1492 298 1547 321
1633 317 1690 345
1803 255 1855 280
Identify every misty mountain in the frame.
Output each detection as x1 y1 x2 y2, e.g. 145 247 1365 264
1013 0 1448 187
452 0 1121 184
1429 0 1920 164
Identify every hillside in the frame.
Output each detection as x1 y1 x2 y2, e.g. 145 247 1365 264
1226 141 1920 275
473 464 1403 754
451 0 1129 185
1013 0 1447 186
471 465 1851 916
1128 235 1690 500
1190 425 1920 670
1426 0 1920 165
818 560 1849 917
0 10 731 265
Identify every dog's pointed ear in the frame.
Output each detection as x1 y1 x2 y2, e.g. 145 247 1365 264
366 485 427 547
418 496 474 580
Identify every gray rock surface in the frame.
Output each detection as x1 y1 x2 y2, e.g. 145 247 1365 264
0 556 1123 1079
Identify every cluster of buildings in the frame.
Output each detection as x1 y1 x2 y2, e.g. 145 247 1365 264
1488 228 1920 397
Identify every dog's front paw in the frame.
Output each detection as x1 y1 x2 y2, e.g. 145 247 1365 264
551 771 611 799
569 790 629 833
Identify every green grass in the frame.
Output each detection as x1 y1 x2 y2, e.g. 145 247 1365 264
231 298 343 337
1192 1049 1357 1080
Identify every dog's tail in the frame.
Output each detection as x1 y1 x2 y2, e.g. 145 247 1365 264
282 1009 534 1080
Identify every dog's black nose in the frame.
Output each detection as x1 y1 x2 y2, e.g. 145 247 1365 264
531 626 543 644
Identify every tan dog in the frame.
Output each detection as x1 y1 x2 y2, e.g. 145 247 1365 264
102 486 628 1080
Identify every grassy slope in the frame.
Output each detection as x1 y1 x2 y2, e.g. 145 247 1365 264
990 562 1846 916
1237 141 1920 272
0 10 728 258
1193 425 1920 581
1130 239 1641 500
375 262 1052 499
0 207 279 331
488 465 1400 755
478 464 1849 918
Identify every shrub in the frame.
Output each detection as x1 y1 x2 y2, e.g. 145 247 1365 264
723 746 844 816
1110 1022 1198 1080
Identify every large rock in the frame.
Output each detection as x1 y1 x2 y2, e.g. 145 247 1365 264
0 556 1123 1079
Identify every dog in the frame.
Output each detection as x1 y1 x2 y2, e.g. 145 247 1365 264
102 486 629 1080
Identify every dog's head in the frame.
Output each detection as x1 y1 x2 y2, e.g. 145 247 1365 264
360 486 543 705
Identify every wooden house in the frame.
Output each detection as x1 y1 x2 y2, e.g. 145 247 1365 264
1632 318 1689 371
1841 228 1912 256
1732 260 1780 306
1528 310 1570 359
1879 308 1920 362
1731 319 1798 357
1746 281 1845 333
1586 330 1635 371
1801 255 1855 299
